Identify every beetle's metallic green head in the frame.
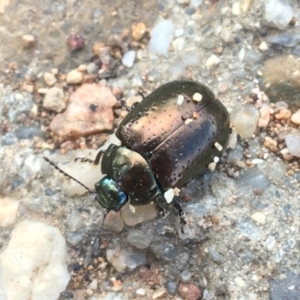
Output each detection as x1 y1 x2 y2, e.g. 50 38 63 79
94 176 128 212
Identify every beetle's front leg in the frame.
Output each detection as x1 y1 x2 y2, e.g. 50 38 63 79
172 197 187 234
74 150 105 166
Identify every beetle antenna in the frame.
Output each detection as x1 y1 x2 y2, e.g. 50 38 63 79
43 157 95 194
84 209 109 266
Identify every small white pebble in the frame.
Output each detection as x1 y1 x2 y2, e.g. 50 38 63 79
66 70 83 84
213 156 220 163
259 41 268 51
232 2 241 15
239 48 246 61
291 109 300 125
86 289 93 296
251 212 266 224
136 288 146 296
122 50 136 68
177 95 184 105
88 279 98 290
164 188 174 204
37 88 49 94
208 162 216 171
192 92 202 102
251 159 264 164
129 204 136 213
214 142 223 151
234 276 246 287
206 54 220 68
185 118 193 125
173 187 180 196
43 72 57 86
280 148 290 155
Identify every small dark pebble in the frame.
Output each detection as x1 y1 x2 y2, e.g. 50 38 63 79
161 246 178 261
188 27 194 35
1 133 18 146
235 36 241 43
67 33 85 51
251 198 267 210
11 176 24 191
165 280 178 296
185 7 196 15
44 188 57 196
14 126 44 140
60 290 74 299
73 262 81 272
275 190 280 198
89 103 98 112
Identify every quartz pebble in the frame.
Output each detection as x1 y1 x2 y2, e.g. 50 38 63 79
43 87 66 113
66 70 83 84
0 198 19 227
121 202 157 226
136 288 146 296
265 235 276 250
104 211 124 232
291 109 300 124
230 104 260 138
259 41 268 51
206 54 220 68
285 132 300 157
122 50 136 67
262 0 294 30
251 212 266 224
0 220 70 300
43 72 57 86
98 292 128 300
148 20 175 55
106 247 146 273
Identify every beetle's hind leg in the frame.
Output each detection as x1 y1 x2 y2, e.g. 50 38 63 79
172 197 187 234
74 150 105 166
155 200 169 219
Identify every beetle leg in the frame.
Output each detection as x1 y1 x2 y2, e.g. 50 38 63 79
138 91 146 100
172 197 187 234
74 150 105 166
119 98 132 112
74 157 94 163
155 200 169 218
93 150 105 165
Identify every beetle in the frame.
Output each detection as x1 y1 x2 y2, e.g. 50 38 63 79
44 80 230 232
